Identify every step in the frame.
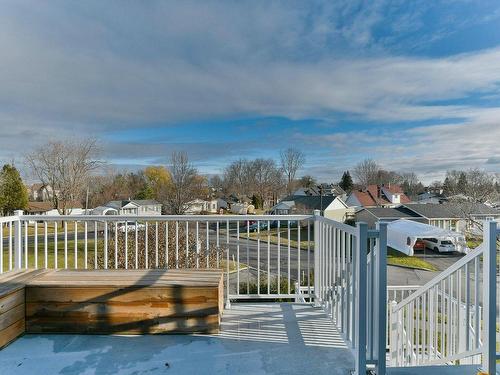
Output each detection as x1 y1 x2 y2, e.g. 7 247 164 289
388 365 480 375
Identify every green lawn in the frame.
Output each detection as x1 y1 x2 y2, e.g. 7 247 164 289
387 247 438 272
247 227 314 249
2 239 100 270
220 259 247 273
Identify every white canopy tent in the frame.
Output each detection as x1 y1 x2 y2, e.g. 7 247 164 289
386 219 468 256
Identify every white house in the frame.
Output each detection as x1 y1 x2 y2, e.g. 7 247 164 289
184 198 228 214
27 184 58 202
94 200 162 216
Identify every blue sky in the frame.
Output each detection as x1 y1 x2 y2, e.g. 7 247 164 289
0 1 499 183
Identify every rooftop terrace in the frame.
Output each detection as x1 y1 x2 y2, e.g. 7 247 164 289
0 303 355 375
0 213 498 375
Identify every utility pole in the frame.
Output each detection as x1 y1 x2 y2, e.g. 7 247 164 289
85 187 89 215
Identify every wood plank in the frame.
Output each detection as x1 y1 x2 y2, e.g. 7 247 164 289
26 301 219 319
26 314 220 334
26 269 223 288
0 289 24 314
0 304 24 331
0 269 52 296
26 286 219 303
0 318 25 348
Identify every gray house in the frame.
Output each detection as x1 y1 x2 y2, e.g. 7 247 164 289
403 203 500 234
355 207 426 228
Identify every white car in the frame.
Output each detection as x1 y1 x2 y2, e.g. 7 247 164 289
424 238 455 253
117 221 146 233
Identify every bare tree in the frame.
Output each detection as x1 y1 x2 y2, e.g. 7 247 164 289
444 169 496 203
250 158 284 208
223 159 253 196
162 151 206 214
444 168 498 236
399 172 424 198
280 148 305 194
25 139 101 214
352 158 381 187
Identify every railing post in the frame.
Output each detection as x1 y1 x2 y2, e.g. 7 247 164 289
389 301 398 367
355 222 368 375
13 210 23 270
313 209 321 306
481 220 497 375
376 222 387 375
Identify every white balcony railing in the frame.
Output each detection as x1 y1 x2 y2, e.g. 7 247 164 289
0 210 389 375
389 221 500 374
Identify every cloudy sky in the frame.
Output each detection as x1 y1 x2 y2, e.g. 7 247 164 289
1 0 499 183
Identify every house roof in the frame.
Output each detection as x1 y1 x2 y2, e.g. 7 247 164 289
296 184 346 197
26 201 53 213
26 200 83 213
30 183 46 191
404 203 500 219
130 199 160 205
278 195 336 211
105 199 160 209
358 207 424 221
350 184 411 207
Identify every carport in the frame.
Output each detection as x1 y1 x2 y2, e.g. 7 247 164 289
386 219 467 256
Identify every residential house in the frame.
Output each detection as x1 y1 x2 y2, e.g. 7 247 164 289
230 202 255 215
184 198 228 214
27 184 57 202
93 200 162 216
293 184 346 200
346 184 411 208
25 201 84 216
403 202 500 235
270 195 352 222
416 191 446 204
355 206 426 229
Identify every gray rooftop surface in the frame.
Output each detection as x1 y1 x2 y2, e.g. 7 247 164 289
0 303 355 375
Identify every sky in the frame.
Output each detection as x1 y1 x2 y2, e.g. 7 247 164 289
1 0 500 184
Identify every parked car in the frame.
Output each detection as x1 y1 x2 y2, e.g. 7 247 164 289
413 239 426 251
117 221 146 233
248 222 269 232
424 238 455 253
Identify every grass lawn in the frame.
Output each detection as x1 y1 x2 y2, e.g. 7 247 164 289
2 238 100 270
247 227 314 249
387 247 438 272
220 259 247 272
466 238 482 249
2 224 60 237
2 238 246 272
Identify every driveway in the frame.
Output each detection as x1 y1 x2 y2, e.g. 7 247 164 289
413 249 465 271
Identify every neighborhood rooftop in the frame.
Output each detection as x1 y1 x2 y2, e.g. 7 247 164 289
404 202 500 218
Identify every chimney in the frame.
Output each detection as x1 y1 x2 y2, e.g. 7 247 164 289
377 185 381 198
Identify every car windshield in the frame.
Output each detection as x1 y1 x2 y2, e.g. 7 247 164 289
441 240 453 245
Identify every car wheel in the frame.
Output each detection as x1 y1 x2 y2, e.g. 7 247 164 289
434 247 439 252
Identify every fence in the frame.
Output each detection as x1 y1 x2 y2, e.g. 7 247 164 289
0 210 390 375
314 214 388 374
389 221 500 374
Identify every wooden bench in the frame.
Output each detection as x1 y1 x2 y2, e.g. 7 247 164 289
0 269 224 349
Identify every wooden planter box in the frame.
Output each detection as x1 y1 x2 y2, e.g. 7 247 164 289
0 269 224 348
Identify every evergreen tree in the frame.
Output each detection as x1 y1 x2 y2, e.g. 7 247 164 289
0 164 28 215
339 171 354 193
457 172 468 193
442 177 452 196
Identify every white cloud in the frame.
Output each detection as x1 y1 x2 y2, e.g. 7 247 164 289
0 0 499 181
